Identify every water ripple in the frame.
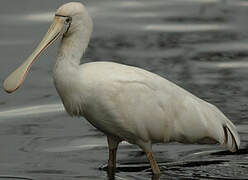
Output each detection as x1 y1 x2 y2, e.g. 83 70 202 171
0 104 64 119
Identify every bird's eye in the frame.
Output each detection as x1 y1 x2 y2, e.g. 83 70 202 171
63 16 72 35
65 17 72 24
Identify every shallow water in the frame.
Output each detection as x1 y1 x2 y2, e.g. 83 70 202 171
0 0 248 179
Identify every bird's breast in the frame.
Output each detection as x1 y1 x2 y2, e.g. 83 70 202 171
53 68 87 117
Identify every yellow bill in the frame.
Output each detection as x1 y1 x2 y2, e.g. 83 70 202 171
3 16 66 93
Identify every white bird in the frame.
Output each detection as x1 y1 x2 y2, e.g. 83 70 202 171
3 2 240 175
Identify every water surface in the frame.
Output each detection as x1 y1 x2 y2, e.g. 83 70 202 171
0 0 248 179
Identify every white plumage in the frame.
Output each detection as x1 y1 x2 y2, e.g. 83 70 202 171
4 2 240 175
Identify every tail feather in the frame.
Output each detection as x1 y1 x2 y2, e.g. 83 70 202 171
222 123 240 152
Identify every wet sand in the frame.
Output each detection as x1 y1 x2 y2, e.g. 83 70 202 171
0 0 248 179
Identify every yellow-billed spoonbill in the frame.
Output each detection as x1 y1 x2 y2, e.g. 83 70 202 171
3 2 240 175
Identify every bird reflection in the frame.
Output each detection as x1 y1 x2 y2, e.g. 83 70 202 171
106 166 160 180
107 173 160 180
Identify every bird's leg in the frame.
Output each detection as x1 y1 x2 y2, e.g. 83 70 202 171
146 151 161 175
107 136 121 175
152 174 160 180
108 147 117 169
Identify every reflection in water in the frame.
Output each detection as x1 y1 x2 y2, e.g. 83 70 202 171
0 103 64 119
23 12 53 22
105 164 160 180
230 1 248 7
144 24 233 32
0 176 33 180
0 39 32 46
1 12 53 24
152 174 160 180
216 61 248 68
193 42 248 53
119 1 145 8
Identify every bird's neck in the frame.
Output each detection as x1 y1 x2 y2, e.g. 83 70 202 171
55 30 91 68
53 15 93 81
53 29 91 98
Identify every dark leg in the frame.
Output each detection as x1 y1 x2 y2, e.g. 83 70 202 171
108 147 118 169
146 151 161 175
107 136 121 176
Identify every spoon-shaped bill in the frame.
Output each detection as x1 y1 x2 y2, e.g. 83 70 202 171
3 16 66 93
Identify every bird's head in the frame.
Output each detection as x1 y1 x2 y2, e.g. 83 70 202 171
3 2 91 93
55 2 92 38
